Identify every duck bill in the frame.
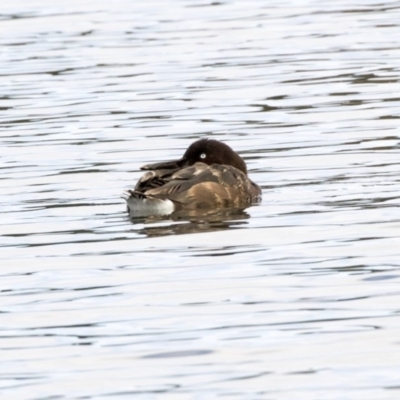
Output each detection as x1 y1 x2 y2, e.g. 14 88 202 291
140 157 187 171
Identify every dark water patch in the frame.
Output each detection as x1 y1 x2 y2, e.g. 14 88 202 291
142 349 213 359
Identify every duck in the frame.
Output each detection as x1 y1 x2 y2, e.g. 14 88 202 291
122 138 261 216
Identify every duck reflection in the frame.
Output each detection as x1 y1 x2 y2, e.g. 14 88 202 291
128 207 251 237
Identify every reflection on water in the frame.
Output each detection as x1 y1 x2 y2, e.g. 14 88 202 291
1 0 400 399
130 207 251 237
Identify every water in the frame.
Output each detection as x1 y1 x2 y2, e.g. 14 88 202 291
1 0 400 398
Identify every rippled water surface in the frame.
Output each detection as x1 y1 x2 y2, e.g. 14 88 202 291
2 0 400 398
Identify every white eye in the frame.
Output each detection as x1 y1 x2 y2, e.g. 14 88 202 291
200 153 206 159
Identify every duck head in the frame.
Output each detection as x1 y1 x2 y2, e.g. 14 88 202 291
141 139 248 174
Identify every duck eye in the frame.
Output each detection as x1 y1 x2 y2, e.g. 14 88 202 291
200 153 206 159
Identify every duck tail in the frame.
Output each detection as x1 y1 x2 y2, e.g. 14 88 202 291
121 190 175 216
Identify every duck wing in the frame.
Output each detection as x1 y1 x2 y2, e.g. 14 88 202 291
134 168 177 192
145 162 261 210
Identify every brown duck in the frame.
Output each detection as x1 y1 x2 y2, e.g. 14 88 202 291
122 139 261 216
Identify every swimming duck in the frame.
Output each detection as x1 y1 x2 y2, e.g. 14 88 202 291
122 138 261 216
